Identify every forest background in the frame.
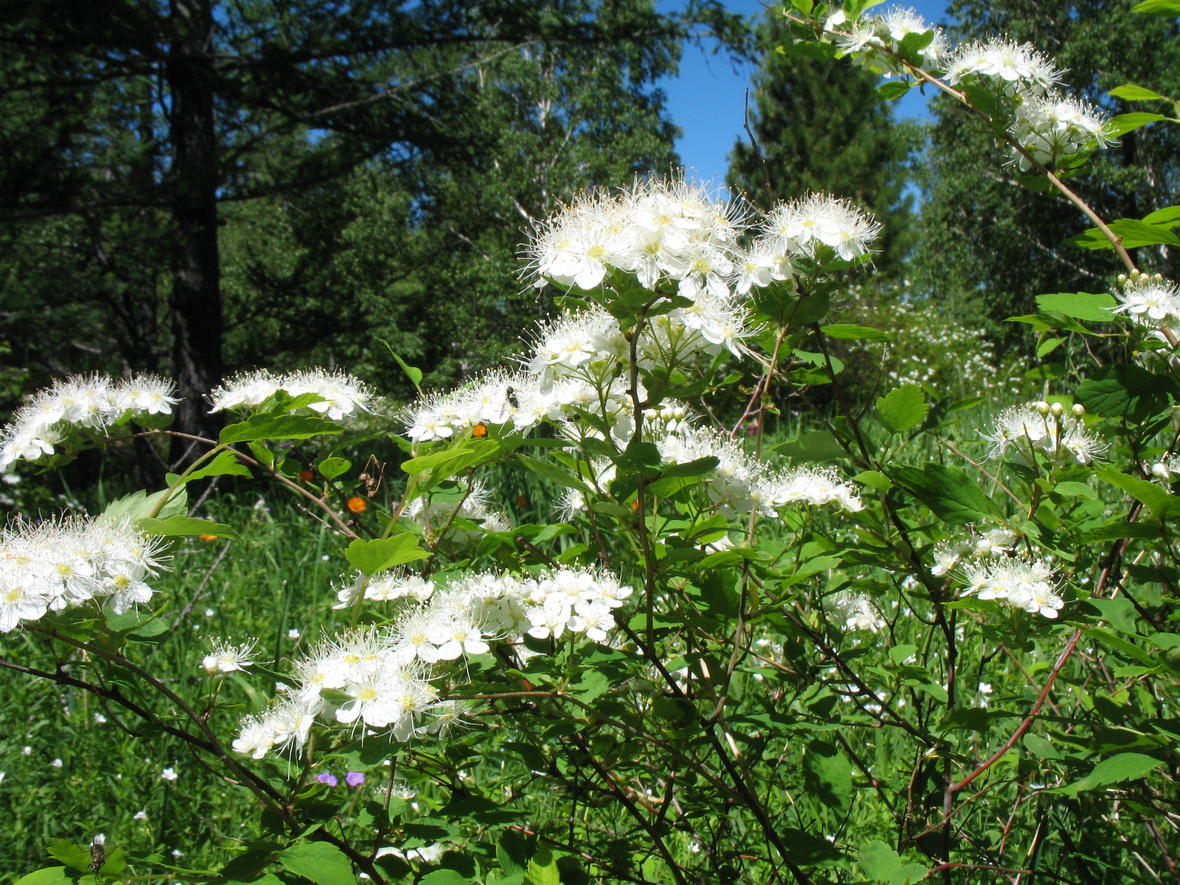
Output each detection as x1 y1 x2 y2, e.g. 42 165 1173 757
2 0 1180 878
8 0 1177 472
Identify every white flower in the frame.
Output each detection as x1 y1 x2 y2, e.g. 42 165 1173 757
202 638 259 675
1010 92 1113 170
160 767 178 781
1110 276 1180 326
825 591 884 632
944 39 1061 95
209 369 374 420
761 194 881 262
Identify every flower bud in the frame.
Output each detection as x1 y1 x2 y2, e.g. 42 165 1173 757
1071 403 1085 417
1049 402 1064 417
1033 401 1050 414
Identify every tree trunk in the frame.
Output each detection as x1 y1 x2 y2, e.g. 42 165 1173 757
167 0 223 464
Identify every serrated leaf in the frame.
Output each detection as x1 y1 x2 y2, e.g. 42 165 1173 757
277 841 355 885
1109 84 1168 101
345 534 431 575
137 515 242 542
1055 752 1164 796
877 384 928 434
45 839 90 873
516 453 593 495
182 450 252 482
891 464 1002 524
220 413 342 443
1077 364 1175 423
102 486 188 522
1034 292 1117 322
525 845 561 885
859 840 928 884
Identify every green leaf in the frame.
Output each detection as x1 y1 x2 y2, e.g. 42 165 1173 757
876 80 913 101
858 840 928 884
390 350 424 388
419 872 471 885
13 869 75 885
775 430 848 462
46 839 90 873
1077 364 1175 423
524 845 561 885
1109 84 1168 101
791 0 815 14
220 413 342 443
182 450 252 482
891 464 1001 524
1034 292 1117 322
1131 0 1180 14
497 830 530 876
1097 467 1180 519
821 323 890 342
137 515 242 542
779 828 842 866
1053 480 1097 499
1069 218 1180 251
876 384 928 434
317 456 352 480
1055 752 1165 796
1142 205 1180 226
102 486 188 522
345 535 431 574
802 740 852 816
277 841 355 885
1107 112 1171 137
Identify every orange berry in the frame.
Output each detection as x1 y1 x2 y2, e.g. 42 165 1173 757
347 496 368 514
199 533 219 543
472 423 488 438
298 469 314 483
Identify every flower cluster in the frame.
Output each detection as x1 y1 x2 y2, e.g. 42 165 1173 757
826 6 946 74
208 369 375 421
0 374 177 470
960 554 1064 618
1009 93 1113 170
982 401 1105 465
404 482 510 546
235 567 632 757
0 515 170 632
525 177 878 300
824 14 1112 170
824 591 885 632
943 38 1061 96
657 425 863 517
931 526 1019 577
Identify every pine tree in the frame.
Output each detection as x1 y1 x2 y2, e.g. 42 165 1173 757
727 11 920 273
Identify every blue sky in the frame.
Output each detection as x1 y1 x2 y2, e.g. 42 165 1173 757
662 1 952 184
